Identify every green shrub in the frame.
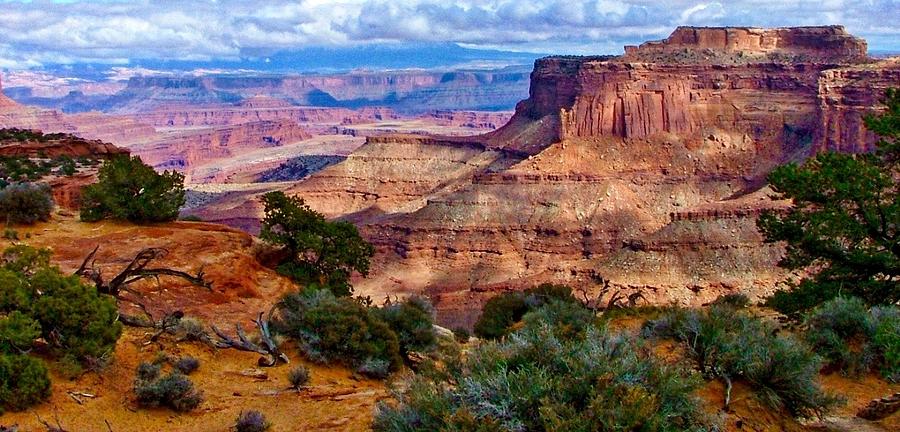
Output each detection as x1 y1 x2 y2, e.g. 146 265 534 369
644 305 837 418
474 284 580 339
260 191 374 297
872 306 900 382
520 299 597 339
804 297 900 381
709 293 750 308
30 268 122 362
274 289 401 378
174 357 200 375
133 362 203 412
374 323 713 431
55 156 76 176
473 291 527 339
0 245 121 370
452 327 470 343
0 353 51 413
373 296 436 356
80 155 185 223
288 365 310 389
0 311 40 353
0 183 53 225
179 214 203 222
235 410 270 432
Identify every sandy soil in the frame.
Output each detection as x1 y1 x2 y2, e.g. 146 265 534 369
1 329 385 431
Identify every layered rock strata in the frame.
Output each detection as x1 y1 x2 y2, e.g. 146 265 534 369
282 27 899 327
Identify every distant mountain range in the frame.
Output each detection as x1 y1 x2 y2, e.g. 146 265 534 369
2 43 544 114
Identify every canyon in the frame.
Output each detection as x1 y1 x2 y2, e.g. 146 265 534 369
258 26 898 327
0 26 897 330
5 67 532 114
0 75 511 184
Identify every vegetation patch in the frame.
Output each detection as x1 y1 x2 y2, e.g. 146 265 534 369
0 244 121 408
274 289 402 378
473 283 583 339
374 311 714 431
758 88 899 315
0 182 53 224
260 191 373 297
80 155 185 223
643 304 838 418
133 362 203 412
804 296 899 381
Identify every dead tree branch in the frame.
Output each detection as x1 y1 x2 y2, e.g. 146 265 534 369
75 247 211 298
212 311 288 367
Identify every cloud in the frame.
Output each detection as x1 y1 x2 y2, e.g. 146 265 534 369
0 0 896 68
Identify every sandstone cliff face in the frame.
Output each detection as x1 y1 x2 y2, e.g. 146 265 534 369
130 119 312 179
127 105 400 130
280 27 899 328
624 26 868 63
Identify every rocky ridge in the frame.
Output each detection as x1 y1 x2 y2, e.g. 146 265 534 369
282 26 900 327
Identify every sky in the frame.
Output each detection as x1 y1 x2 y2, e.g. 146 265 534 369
0 0 897 69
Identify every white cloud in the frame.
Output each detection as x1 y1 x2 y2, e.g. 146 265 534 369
0 0 896 68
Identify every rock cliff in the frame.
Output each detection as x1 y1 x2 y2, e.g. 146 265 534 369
282 27 899 328
130 119 312 179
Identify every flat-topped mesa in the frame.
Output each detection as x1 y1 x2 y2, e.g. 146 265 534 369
623 26 868 63
497 26 895 154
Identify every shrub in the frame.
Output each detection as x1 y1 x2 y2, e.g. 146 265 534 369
644 305 837 418
374 323 713 431
174 356 200 375
133 362 203 412
373 296 436 356
234 410 270 432
872 306 900 382
260 191 374 297
274 289 401 378
30 268 122 362
0 183 53 225
80 155 185 223
1 229 16 240
173 317 207 342
710 293 750 308
0 354 51 413
804 297 900 381
179 215 203 222
287 365 310 389
474 284 580 339
520 299 596 339
0 245 121 371
55 156 76 176
0 311 40 353
452 327 470 343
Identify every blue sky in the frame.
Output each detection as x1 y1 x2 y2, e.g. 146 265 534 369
0 0 897 69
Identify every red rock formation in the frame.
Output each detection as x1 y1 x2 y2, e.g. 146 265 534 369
0 135 128 159
274 27 899 328
129 104 400 129
130 119 310 172
624 26 868 63
815 59 900 153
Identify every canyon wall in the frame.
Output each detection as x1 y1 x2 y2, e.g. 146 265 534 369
129 120 312 178
97 69 530 114
282 27 899 327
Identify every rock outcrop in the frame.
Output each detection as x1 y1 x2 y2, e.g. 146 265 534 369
130 119 312 179
279 27 899 328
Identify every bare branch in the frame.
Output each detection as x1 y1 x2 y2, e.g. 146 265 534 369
74 246 212 298
212 310 288 367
